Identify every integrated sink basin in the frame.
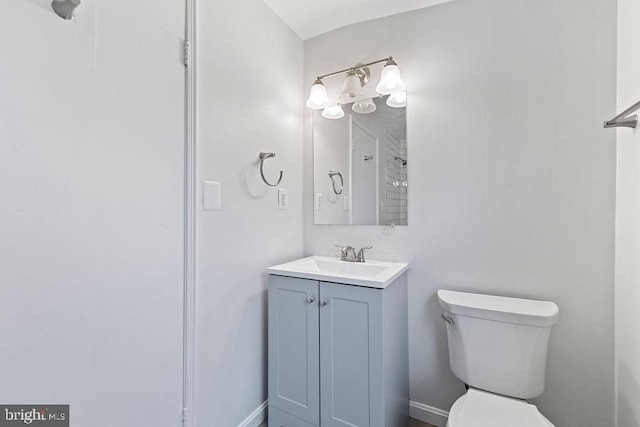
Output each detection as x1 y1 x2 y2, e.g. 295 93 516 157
267 256 408 288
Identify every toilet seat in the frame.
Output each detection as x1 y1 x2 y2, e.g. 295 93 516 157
447 389 554 427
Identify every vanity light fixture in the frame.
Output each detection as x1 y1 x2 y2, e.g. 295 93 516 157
376 59 406 95
352 98 377 114
322 104 345 120
306 79 331 109
338 68 368 104
307 56 406 116
386 91 407 108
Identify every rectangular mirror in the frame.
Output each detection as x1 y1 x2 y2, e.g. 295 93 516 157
313 95 407 225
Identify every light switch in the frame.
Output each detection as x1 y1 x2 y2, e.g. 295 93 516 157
278 188 288 210
203 181 221 210
315 193 323 210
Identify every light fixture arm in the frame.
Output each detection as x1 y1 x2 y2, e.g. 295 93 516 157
316 56 393 81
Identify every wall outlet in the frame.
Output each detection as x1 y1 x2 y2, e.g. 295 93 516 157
203 181 221 210
278 188 288 210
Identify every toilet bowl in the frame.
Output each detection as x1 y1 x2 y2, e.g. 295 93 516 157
437 290 559 427
446 389 553 427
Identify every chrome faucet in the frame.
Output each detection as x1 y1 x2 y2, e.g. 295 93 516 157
335 245 372 262
335 245 357 262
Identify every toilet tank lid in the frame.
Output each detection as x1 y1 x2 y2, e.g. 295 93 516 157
437 290 559 327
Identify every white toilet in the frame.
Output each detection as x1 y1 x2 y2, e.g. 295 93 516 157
437 289 559 427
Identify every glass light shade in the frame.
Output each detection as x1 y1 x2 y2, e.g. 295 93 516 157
306 79 331 109
376 60 406 95
352 98 377 114
386 91 407 108
338 72 363 104
321 104 345 120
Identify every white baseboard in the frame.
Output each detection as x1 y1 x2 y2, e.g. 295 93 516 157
238 400 268 427
409 400 449 427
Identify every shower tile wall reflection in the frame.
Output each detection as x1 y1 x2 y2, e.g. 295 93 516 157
385 131 407 226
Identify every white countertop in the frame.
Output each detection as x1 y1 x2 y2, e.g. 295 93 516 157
267 255 409 289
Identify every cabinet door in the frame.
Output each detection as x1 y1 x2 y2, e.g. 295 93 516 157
268 276 320 425
319 282 384 427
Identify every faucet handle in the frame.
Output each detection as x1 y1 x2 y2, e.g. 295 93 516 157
356 246 372 262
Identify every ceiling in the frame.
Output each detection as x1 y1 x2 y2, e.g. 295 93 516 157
261 0 455 40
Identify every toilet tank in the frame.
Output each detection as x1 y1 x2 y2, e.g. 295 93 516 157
437 290 559 400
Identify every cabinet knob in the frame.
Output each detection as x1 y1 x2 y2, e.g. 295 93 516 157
320 299 328 306
307 296 315 304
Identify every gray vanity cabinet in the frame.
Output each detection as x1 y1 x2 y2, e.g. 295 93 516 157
268 274 408 427
268 275 320 425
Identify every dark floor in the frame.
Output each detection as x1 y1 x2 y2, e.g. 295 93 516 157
259 418 436 427
409 419 438 427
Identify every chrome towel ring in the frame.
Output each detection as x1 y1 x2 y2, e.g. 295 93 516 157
328 170 343 195
259 152 283 187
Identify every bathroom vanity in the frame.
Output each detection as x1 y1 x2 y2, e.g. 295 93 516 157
267 256 409 427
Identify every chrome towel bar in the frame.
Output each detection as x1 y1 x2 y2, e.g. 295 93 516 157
604 99 640 129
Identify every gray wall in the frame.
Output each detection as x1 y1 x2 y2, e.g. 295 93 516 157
615 0 640 426
0 1 185 425
195 0 304 425
303 0 616 425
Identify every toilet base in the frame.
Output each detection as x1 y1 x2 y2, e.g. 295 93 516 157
446 388 553 427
